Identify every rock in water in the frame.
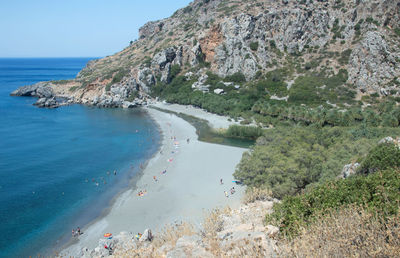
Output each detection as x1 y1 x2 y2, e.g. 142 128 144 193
33 97 60 108
11 82 54 98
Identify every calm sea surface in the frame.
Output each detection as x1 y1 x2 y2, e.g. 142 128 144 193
0 58 160 257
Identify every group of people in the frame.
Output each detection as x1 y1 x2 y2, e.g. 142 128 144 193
71 227 81 237
137 189 147 197
221 178 236 198
85 170 118 187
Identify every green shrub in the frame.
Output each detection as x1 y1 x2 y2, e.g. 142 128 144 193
225 125 263 140
359 142 400 174
395 28 400 37
224 72 246 83
266 169 400 237
168 64 181 83
68 86 79 92
142 56 152 67
338 49 352 65
250 41 259 51
234 126 400 199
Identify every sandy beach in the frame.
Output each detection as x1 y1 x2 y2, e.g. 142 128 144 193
60 106 247 256
151 102 240 130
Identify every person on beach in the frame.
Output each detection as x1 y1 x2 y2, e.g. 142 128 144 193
187 138 190 144
220 178 223 185
72 229 75 237
153 176 158 182
224 191 229 198
77 227 81 235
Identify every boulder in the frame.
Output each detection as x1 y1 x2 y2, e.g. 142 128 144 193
11 82 54 98
122 101 137 108
214 88 224 94
265 225 279 238
338 163 360 179
139 228 153 242
152 47 176 69
33 97 60 108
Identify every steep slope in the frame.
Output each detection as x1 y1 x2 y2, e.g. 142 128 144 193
12 0 400 108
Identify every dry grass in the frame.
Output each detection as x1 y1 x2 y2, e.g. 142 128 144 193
242 187 272 204
112 222 195 257
202 208 230 238
152 222 196 249
278 205 400 257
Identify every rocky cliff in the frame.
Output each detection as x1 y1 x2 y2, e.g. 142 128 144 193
12 0 400 107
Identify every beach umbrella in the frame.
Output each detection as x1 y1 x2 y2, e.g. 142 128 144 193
104 233 112 238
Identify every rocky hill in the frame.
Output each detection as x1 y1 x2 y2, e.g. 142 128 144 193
12 0 400 108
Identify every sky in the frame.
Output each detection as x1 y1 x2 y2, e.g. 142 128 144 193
0 0 193 58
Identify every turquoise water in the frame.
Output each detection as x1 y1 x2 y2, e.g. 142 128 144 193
0 58 161 257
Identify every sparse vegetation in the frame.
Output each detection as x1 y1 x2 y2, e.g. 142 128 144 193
250 41 259 51
278 205 400 257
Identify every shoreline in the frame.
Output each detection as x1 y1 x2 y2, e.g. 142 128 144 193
59 105 248 256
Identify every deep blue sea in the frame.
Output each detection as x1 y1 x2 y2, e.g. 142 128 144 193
0 58 161 257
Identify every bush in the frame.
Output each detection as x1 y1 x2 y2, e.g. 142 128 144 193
225 125 263 140
224 72 246 83
168 64 181 83
233 127 400 199
338 49 352 65
266 169 400 237
359 142 400 174
250 41 259 51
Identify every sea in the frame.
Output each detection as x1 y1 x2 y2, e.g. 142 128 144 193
0 58 161 257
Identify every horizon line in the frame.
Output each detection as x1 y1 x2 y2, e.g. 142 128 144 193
0 56 102 59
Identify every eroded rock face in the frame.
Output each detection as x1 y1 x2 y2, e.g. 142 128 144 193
348 31 400 93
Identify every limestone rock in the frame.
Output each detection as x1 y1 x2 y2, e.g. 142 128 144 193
152 47 176 69
338 163 360 179
33 97 60 108
11 82 54 98
266 225 279 238
139 228 153 242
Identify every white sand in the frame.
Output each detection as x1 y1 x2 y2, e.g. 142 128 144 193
60 107 247 256
150 102 239 129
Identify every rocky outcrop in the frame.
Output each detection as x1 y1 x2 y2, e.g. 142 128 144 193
338 162 360 179
33 97 60 108
348 31 400 94
11 82 54 98
378 136 400 147
82 199 279 257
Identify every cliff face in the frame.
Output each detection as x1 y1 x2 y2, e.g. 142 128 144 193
12 0 400 107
